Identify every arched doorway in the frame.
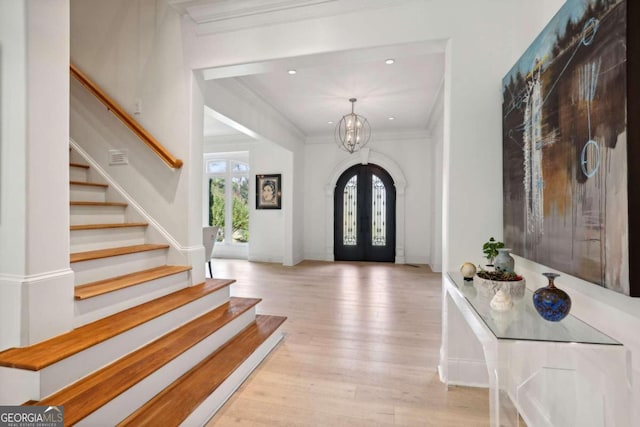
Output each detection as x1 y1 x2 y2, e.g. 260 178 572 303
334 163 396 262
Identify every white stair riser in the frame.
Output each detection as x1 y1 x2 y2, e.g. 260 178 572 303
70 205 126 226
36 288 233 401
0 367 39 406
76 308 256 426
70 185 107 203
183 329 284 426
72 250 168 286
70 227 147 253
74 271 191 327
69 167 88 182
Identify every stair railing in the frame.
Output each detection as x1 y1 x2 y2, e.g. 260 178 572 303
70 64 183 169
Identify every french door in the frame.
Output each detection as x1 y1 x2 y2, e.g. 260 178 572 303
334 163 395 262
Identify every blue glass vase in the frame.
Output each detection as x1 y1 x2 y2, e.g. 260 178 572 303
533 273 571 321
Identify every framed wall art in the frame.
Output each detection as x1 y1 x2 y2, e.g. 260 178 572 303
502 0 640 296
256 174 281 209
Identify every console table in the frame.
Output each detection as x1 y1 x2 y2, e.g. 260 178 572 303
439 272 631 427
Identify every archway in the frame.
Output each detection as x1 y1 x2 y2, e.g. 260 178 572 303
334 163 396 262
324 148 407 263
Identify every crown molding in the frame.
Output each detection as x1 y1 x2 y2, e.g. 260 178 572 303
170 0 336 23
170 0 408 34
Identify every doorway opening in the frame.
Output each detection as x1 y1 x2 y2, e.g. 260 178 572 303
334 163 396 262
204 151 250 259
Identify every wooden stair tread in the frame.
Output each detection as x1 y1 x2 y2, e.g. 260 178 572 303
71 222 148 231
75 265 192 300
70 163 90 169
70 201 127 207
0 279 234 370
70 244 169 263
35 298 261 426
119 315 286 427
70 180 108 188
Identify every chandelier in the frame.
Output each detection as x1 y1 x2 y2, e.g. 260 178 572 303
335 98 371 153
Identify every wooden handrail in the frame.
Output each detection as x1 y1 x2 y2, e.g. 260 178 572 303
70 64 183 169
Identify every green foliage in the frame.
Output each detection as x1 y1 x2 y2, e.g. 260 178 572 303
231 178 249 242
209 177 250 243
482 237 504 264
209 179 225 241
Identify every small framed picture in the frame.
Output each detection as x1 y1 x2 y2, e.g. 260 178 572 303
256 174 281 209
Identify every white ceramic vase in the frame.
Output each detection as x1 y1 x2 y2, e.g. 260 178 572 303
494 248 515 273
490 289 513 311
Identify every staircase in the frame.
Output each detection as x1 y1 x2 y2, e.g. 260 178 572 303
0 150 286 426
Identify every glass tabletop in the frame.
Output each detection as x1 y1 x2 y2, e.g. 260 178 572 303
447 272 620 345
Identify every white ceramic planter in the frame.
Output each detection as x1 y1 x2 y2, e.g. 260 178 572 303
473 274 526 299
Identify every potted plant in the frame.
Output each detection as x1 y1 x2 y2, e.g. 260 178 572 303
482 237 504 266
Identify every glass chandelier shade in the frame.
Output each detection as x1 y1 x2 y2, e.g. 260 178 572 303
335 98 371 153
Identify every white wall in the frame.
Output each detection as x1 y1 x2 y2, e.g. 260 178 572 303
0 0 74 349
251 143 289 263
203 138 288 264
515 257 640 420
504 0 640 418
187 76 207 284
71 0 308 268
287 142 306 266
198 77 305 265
428 82 444 272
70 0 193 246
0 0 29 348
440 0 640 418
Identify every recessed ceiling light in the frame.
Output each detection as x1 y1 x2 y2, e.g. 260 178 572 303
388 116 395 121
385 59 395 65
327 121 334 125
287 69 297 75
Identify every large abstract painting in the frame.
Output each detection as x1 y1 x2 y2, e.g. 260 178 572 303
502 0 640 296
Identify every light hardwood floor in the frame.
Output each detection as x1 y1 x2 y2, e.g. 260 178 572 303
206 260 489 426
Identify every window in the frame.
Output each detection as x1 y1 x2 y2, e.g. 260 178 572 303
371 174 386 246
342 175 357 246
206 155 249 244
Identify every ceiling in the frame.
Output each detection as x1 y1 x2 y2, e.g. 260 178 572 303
185 1 446 141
